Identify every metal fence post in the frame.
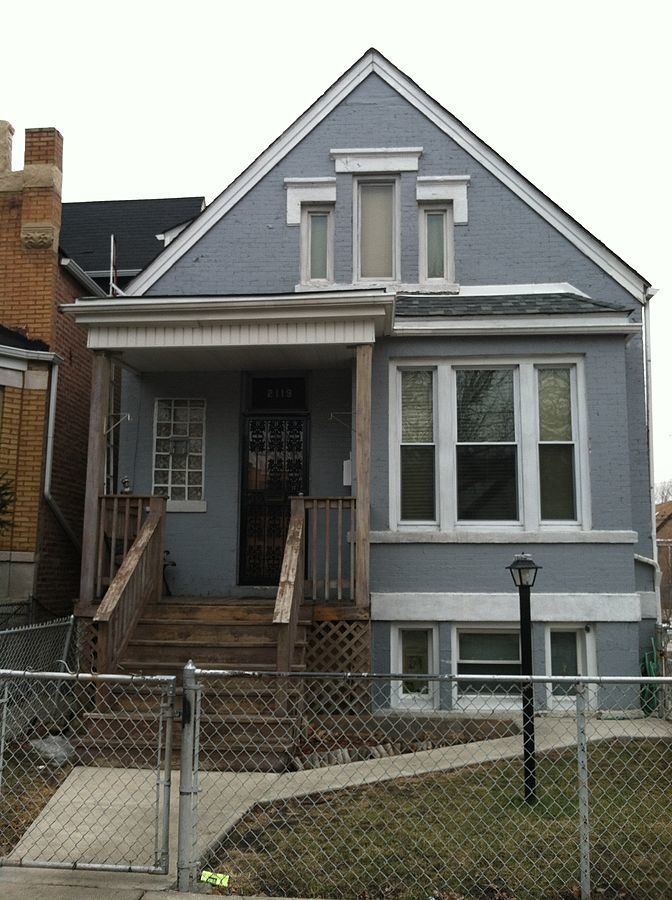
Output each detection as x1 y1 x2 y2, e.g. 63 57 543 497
177 661 199 892
575 682 591 900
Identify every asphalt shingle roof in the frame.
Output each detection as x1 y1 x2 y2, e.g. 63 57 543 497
60 197 204 274
395 292 634 318
0 325 49 352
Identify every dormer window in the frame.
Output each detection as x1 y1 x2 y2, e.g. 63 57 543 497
355 178 399 281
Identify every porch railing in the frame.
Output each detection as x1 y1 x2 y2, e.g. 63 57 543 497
93 496 166 673
273 496 355 673
95 495 156 600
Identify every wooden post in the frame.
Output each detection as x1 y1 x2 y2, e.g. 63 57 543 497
354 344 372 608
78 353 111 606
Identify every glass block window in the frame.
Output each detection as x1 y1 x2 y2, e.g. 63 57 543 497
153 399 206 502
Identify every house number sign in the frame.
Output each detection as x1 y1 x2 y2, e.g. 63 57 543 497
251 377 306 410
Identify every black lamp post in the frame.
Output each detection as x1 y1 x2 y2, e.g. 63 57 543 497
507 552 541 805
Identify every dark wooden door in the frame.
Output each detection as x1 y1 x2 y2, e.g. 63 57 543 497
239 415 308 585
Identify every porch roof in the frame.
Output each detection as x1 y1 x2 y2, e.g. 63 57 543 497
62 289 395 370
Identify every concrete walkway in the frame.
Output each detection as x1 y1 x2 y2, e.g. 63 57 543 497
4 715 672 893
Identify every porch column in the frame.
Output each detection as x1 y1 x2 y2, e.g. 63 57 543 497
79 352 111 606
354 343 372 608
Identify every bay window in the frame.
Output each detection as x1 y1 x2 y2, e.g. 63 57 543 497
392 358 587 530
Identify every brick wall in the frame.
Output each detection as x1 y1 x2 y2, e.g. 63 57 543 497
0 124 91 614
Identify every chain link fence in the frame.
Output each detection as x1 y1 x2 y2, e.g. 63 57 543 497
0 668 175 874
177 669 672 899
0 615 75 672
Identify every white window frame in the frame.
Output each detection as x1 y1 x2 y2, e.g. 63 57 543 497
152 398 207 513
418 203 455 285
544 624 597 711
391 623 439 710
353 176 400 283
452 625 521 711
389 356 591 533
300 204 334 286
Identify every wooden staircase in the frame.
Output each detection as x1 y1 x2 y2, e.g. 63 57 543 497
116 598 310 678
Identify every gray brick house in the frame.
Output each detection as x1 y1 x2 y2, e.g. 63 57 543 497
67 49 657 711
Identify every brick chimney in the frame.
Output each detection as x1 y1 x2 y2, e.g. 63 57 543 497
20 127 63 251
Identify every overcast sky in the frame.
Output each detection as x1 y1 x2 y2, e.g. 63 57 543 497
4 1 670 480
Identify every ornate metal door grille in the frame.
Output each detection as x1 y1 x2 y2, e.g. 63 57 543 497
240 416 308 584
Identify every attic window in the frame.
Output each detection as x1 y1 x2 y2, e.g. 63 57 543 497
355 178 399 281
300 205 334 284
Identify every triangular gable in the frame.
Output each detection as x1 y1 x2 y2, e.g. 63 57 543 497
128 49 650 301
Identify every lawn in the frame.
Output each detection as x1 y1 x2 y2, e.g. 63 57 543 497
207 740 672 900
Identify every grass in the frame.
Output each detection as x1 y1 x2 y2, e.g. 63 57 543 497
207 739 672 900
0 749 71 858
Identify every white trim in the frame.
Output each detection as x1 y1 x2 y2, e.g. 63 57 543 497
0 369 23 387
458 282 589 298
353 176 400 283
389 356 590 532
330 147 422 173
371 592 643 623
0 345 61 366
393 315 640 336
370 530 637 544
299 205 334 285
125 51 648 300
60 258 107 297
284 178 336 225
23 370 49 390
157 222 193 247
416 176 470 224
390 623 439 710
0 551 35 563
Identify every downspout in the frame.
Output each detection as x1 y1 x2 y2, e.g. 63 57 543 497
643 288 661 623
44 364 82 554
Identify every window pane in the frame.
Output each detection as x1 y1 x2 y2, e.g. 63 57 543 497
457 445 518 520
401 446 435 520
539 368 572 440
459 632 520 662
360 182 394 278
551 631 579 695
402 371 433 442
426 212 445 278
401 629 430 694
457 369 515 442
540 444 576 519
309 213 328 279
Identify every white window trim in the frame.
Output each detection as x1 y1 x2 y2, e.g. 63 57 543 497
353 176 400 283
331 147 422 173
544 624 597 711
152 397 206 507
299 204 334 286
391 623 439 710
416 175 470 224
451 624 521 711
284 178 336 225
418 204 455 285
389 356 591 533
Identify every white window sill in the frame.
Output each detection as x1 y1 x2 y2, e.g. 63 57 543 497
294 281 460 294
166 500 207 513
371 529 637 544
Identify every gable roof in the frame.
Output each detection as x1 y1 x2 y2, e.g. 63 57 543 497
61 197 204 275
127 49 650 301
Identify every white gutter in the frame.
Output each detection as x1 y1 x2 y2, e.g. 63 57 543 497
43 365 81 553
60 258 106 298
393 314 640 337
643 289 661 623
0 345 61 365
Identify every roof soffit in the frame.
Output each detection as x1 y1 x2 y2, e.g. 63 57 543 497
127 49 649 302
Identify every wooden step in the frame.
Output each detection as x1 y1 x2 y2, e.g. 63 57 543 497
122 639 306 666
131 621 307 643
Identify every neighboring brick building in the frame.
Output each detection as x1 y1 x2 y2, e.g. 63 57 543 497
656 501 672 623
0 121 104 622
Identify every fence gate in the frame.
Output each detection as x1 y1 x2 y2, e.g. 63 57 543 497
0 669 175 875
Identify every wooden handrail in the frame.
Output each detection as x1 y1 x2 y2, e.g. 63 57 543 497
95 494 156 600
93 496 166 673
274 497 305 673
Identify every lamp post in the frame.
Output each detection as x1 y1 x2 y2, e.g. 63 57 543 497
507 552 541 805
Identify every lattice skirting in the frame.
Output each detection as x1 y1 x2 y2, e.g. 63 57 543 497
304 618 371 715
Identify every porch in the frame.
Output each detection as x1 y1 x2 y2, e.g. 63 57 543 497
68 290 394 677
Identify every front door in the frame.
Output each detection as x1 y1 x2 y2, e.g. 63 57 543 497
239 415 308 584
